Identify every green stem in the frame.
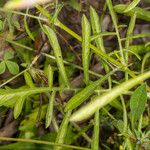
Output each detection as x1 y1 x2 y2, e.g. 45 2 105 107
0 137 90 150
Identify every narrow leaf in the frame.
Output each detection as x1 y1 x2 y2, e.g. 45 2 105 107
91 111 99 150
90 6 105 52
14 96 26 119
130 83 147 123
0 87 50 107
5 60 19 75
43 25 69 87
65 69 116 112
45 65 53 89
45 91 56 128
0 61 6 74
114 4 150 22
124 0 141 13
70 70 150 122
24 11 35 41
54 111 72 150
24 72 35 88
82 15 91 85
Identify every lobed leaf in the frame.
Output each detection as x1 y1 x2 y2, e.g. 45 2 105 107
0 87 50 107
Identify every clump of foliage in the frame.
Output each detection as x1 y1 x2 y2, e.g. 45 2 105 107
0 0 150 150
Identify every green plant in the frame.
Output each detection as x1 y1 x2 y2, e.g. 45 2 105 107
0 0 149 150
0 50 19 75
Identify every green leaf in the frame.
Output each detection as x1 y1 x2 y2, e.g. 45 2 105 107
45 91 56 128
24 11 35 41
0 61 6 74
70 70 150 122
45 65 53 89
114 4 150 22
82 15 91 85
124 0 141 13
130 83 147 124
65 70 116 112
42 25 69 87
90 6 105 52
54 111 72 150
0 20 4 31
24 71 35 88
91 111 99 150
4 51 14 60
0 87 50 107
14 96 26 119
5 60 19 75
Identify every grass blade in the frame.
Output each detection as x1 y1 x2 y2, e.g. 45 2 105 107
82 15 91 85
45 91 56 128
43 25 69 87
54 110 72 150
123 0 141 13
65 69 116 112
70 70 150 122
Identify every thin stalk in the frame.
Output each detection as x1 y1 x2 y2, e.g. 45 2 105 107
125 13 137 81
106 0 125 65
0 137 90 150
72 122 92 143
120 96 128 133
